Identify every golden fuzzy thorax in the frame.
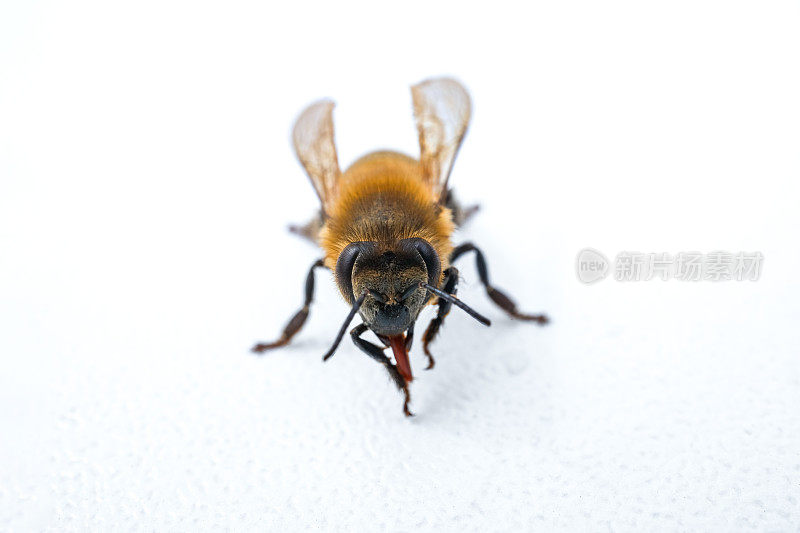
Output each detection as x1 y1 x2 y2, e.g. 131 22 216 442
319 151 455 300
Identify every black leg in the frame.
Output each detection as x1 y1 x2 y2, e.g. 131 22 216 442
443 188 480 227
421 266 459 369
252 258 326 353
405 321 415 352
351 323 413 417
287 211 324 243
451 243 548 324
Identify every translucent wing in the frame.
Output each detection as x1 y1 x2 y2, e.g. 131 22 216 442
411 77 472 203
292 99 341 215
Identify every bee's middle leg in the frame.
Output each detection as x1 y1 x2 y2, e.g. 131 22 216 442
451 242 548 324
351 323 413 416
421 266 459 369
252 258 325 353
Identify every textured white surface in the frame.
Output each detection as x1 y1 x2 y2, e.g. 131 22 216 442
2 1 800 531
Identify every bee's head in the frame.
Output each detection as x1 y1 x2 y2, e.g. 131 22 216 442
335 238 441 336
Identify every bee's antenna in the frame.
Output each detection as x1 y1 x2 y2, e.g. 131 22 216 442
420 282 491 327
323 289 368 361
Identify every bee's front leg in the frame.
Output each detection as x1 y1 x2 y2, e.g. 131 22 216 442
404 321 415 352
451 243 549 324
351 323 413 417
252 258 326 353
421 266 459 369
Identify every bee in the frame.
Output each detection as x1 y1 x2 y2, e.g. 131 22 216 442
252 77 548 416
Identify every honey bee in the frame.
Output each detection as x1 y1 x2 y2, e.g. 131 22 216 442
252 77 548 416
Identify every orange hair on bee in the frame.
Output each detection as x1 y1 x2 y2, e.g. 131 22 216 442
318 150 455 298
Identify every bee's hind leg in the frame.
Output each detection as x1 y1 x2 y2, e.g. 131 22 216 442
451 243 549 324
350 323 413 417
421 266 459 369
444 189 480 228
288 211 324 243
252 258 326 353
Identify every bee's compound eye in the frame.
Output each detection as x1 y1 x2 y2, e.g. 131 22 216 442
335 241 376 303
398 238 441 288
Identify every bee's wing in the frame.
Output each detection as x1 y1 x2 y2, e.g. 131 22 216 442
292 99 341 215
411 77 472 203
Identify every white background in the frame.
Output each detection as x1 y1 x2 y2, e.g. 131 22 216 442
2 0 799 530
